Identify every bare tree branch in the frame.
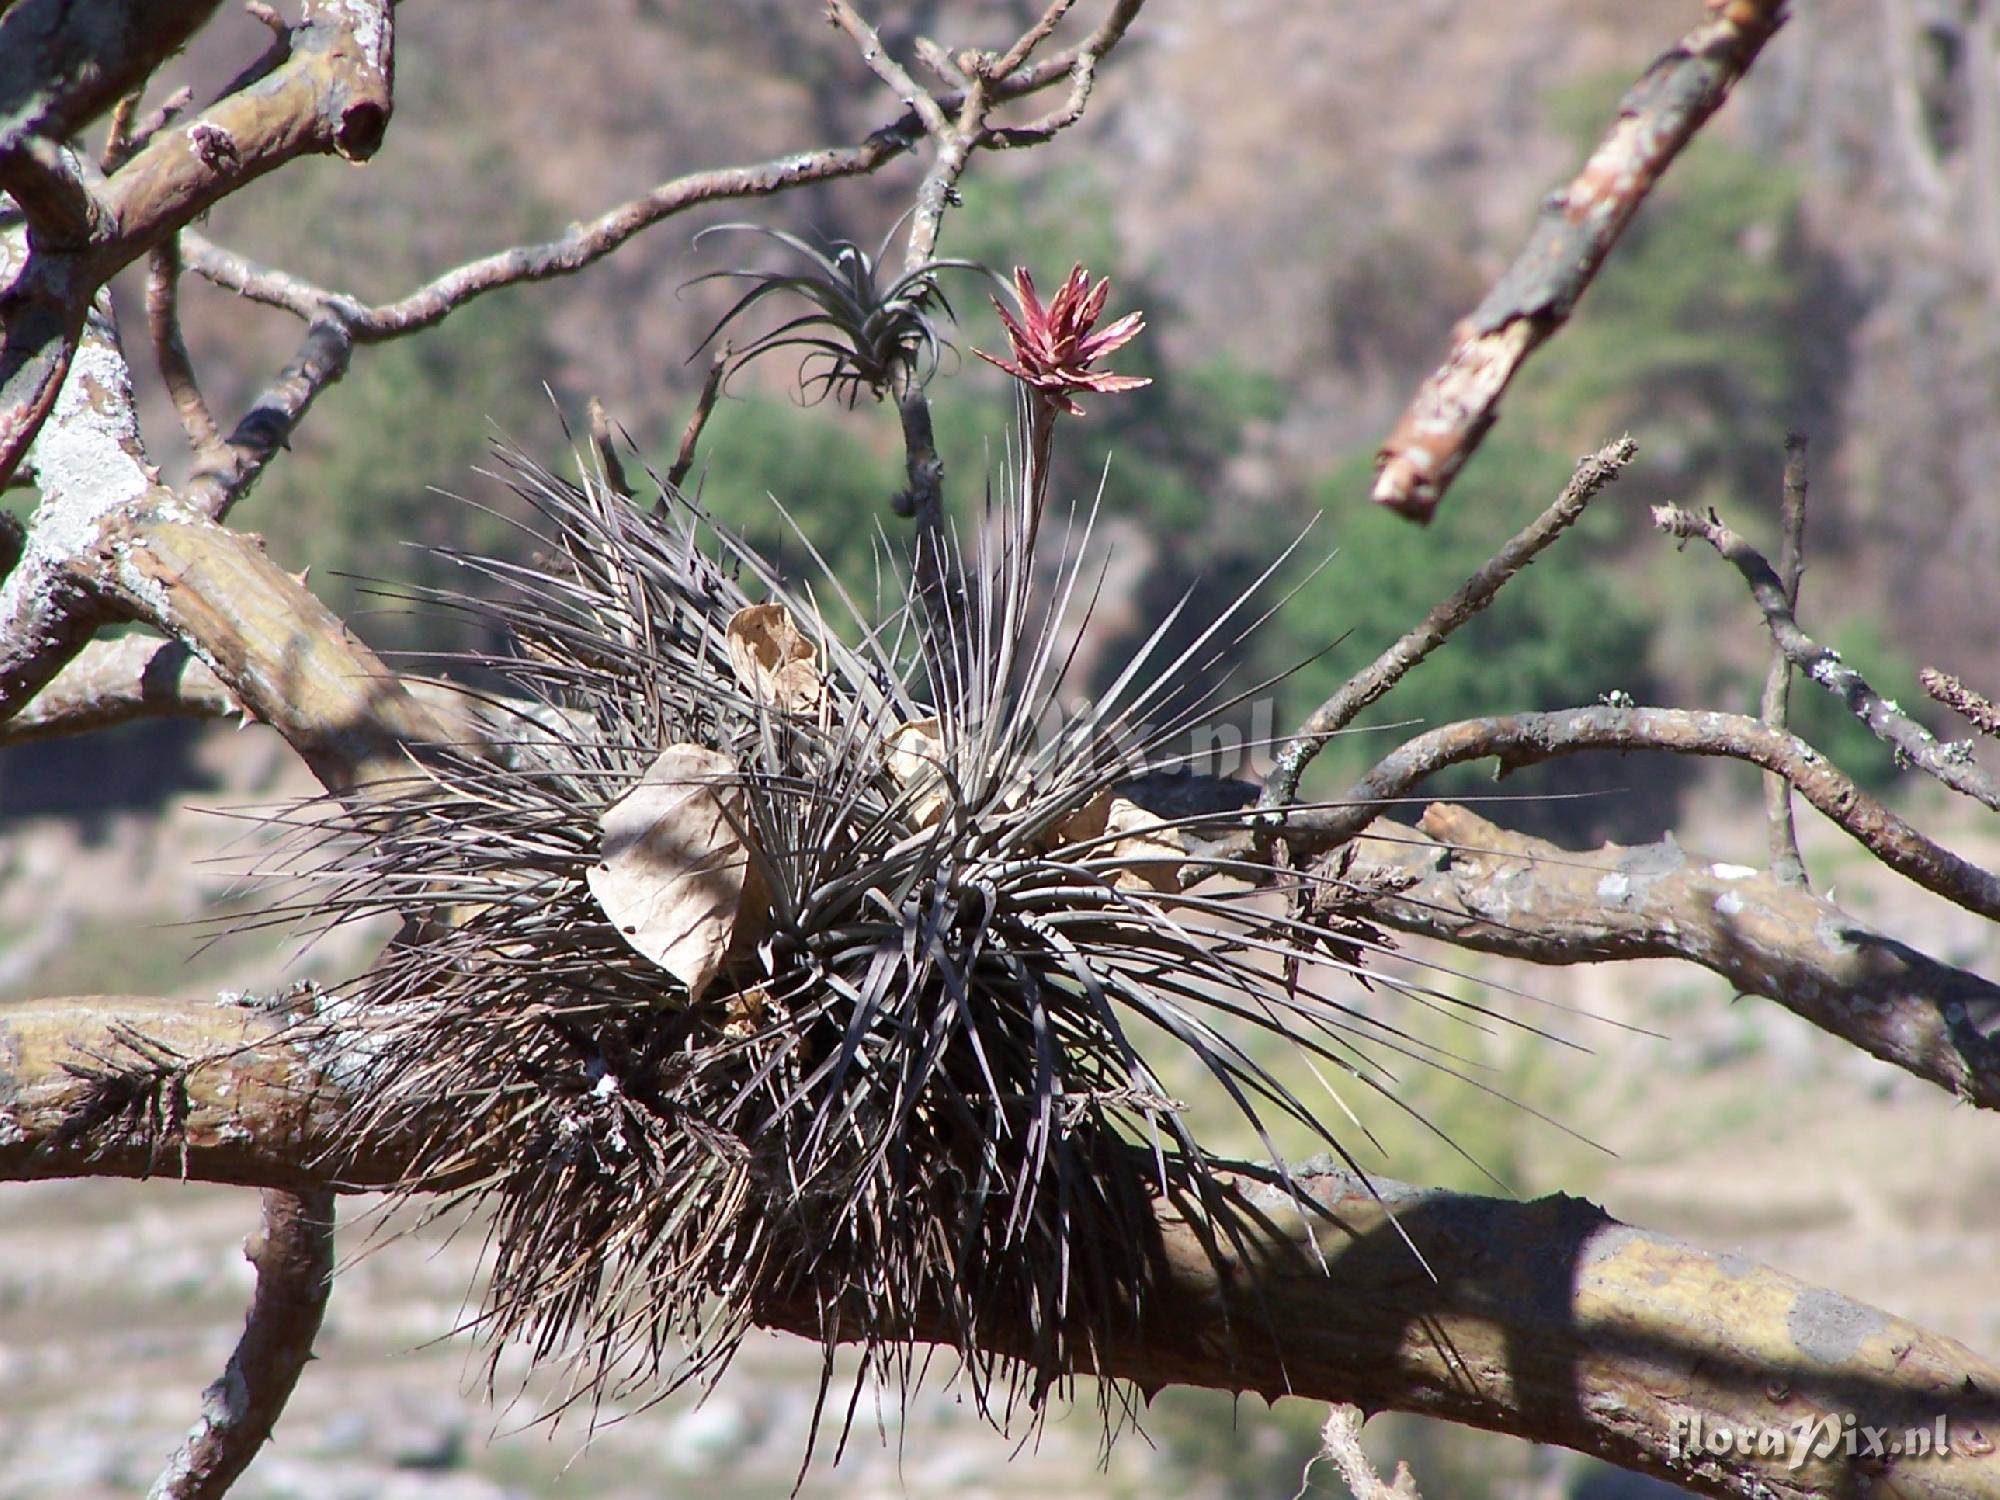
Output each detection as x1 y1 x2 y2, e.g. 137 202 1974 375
1759 433 1810 885
1236 706 2000 922
1922 668 2000 740
0 631 511 749
177 9 1135 344
1652 500 2000 812
1340 804 2000 1108
826 1 953 137
185 314 355 521
990 0 1082 82
0 634 236 740
0 0 394 489
98 500 460 791
146 234 223 457
150 1187 334 1500
1372 1 1788 522
1263 437 1636 814
0 0 221 155
0 137 102 250
4 992 1997 1500
1 294 162 718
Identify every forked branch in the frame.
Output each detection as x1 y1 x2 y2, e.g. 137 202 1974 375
1265 436 1636 813
1238 705 2000 921
1652 500 2000 811
1340 805 2000 1108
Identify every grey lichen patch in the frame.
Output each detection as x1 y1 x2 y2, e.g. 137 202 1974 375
1788 1285 1886 1365
23 316 155 553
1617 835 1686 884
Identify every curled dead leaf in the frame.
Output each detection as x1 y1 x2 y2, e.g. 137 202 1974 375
1054 790 1186 893
726 602 823 712
1102 794 1187 893
885 716 949 830
587 744 764 1001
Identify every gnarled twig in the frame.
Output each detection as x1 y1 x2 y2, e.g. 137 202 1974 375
1653 500 2000 812
1264 436 1636 813
1237 705 2000 922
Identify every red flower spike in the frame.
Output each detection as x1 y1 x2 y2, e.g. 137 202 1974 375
973 264 1152 416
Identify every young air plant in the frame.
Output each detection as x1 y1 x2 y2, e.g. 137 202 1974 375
686 221 986 408
256 266 1566 1465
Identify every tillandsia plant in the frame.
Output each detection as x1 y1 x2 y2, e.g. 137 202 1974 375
686 222 988 407
251 419 1566 1452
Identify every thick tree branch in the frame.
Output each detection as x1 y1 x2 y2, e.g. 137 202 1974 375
3 992 1996 1500
1653 501 2000 812
1235 706 2000 922
98 499 460 791
0 0 393 490
0 137 103 250
0 0 222 155
1372 1 1788 522
1264 437 1636 813
1 293 161 719
1340 805 2000 1108
0 633 236 740
0 631 509 748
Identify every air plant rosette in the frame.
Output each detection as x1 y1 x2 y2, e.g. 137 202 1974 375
266 266 1513 1450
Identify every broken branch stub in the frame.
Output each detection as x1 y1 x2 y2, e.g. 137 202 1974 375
587 744 765 1001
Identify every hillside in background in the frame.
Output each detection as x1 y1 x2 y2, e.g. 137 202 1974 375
5 0 1981 835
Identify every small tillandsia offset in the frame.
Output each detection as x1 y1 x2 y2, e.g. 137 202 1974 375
247 271 1557 1460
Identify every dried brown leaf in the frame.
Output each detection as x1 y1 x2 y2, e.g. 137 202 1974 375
726 602 823 712
885 716 949 830
1050 791 1186 891
587 744 761 1001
